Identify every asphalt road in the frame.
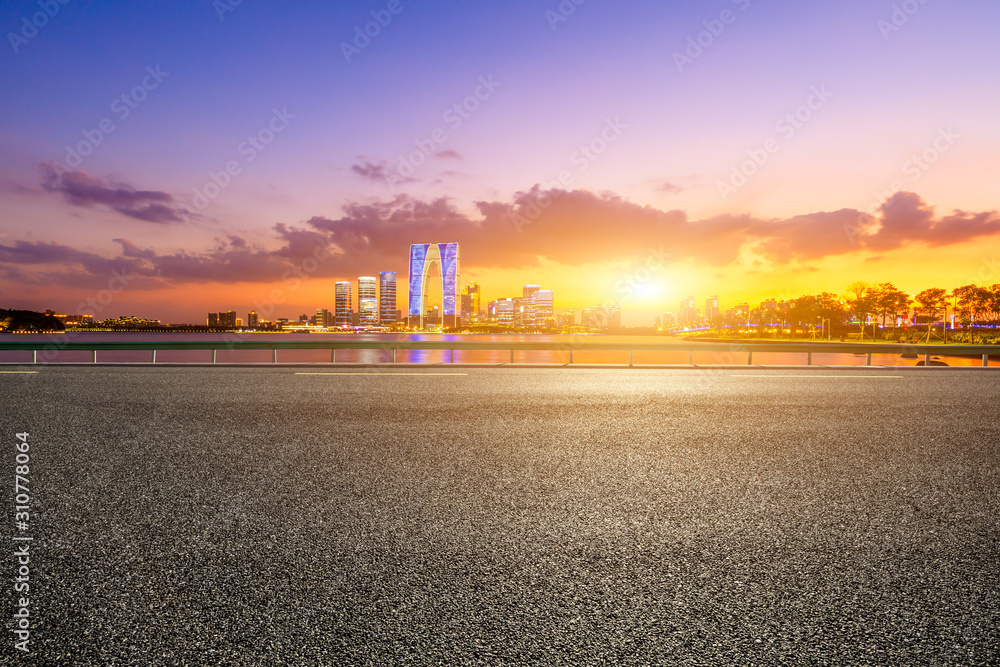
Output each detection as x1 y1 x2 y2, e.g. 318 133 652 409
1 366 998 665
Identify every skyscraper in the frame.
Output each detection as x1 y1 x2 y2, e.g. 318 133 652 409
461 281 480 322
358 276 378 326
522 285 540 327
705 295 720 325
335 281 353 326
532 289 554 328
679 297 697 325
408 242 460 328
316 308 333 327
379 271 397 325
607 303 622 330
490 298 516 326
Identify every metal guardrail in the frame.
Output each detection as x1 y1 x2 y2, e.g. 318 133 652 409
0 339 997 366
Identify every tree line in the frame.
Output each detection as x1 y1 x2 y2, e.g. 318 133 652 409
715 282 1000 342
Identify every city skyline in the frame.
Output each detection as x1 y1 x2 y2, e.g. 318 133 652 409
37 275 992 332
2 1 999 326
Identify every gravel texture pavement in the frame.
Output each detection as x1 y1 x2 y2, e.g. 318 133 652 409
1 366 998 665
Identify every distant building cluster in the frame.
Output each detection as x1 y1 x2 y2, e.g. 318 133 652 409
486 285 555 330
209 272 401 331
660 295 725 329
199 242 620 332
659 295 787 330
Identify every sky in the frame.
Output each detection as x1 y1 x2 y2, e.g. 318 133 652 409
1 0 999 325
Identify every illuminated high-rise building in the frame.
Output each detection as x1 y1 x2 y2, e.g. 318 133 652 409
607 304 622 330
335 281 353 326
247 310 259 329
461 282 480 321
679 296 697 325
490 298 516 326
316 308 333 327
408 242 460 328
522 285 540 327
379 271 397 325
218 311 237 329
532 290 554 328
705 295 720 325
358 276 378 326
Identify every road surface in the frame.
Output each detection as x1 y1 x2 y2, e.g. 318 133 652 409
1 366 998 664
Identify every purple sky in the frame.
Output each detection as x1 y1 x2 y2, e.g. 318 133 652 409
2 0 999 323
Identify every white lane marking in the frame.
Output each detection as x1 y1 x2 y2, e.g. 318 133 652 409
0 371 38 374
295 372 468 376
731 374 903 378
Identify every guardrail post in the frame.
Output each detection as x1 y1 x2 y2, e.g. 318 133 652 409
629 350 633 367
747 350 752 365
212 349 217 364
450 349 454 364
806 352 812 366
866 353 872 366
984 354 989 367
151 350 156 364
569 349 573 365
32 350 37 364
92 350 97 364
510 349 514 364
272 349 277 364
392 348 396 364
924 353 930 365
689 351 693 366
332 349 336 364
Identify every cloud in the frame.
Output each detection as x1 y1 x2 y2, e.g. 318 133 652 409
0 239 160 289
860 192 1000 251
351 160 391 183
351 159 417 187
656 181 682 193
435 150 463 160
2 189 998 291
40 163 188 224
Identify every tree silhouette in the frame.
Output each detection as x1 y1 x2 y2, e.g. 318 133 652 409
952 284 989 327
844 281 875 340
914 288 948 342
871 282 911 340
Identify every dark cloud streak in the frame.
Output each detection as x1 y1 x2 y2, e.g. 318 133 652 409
40 163 188 224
